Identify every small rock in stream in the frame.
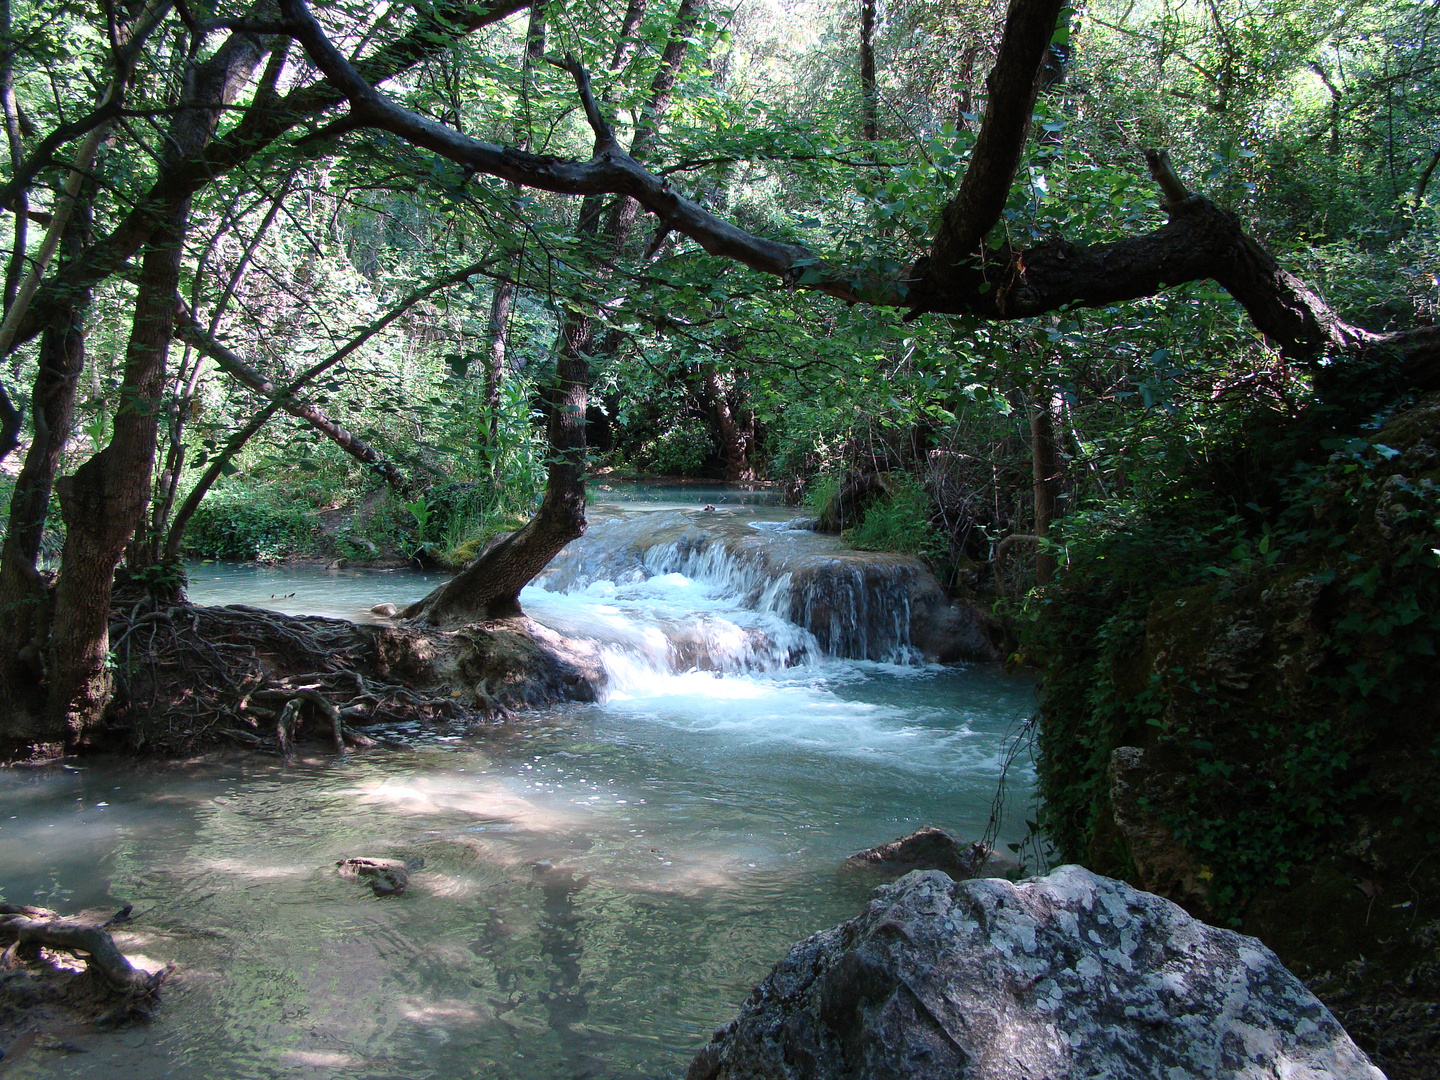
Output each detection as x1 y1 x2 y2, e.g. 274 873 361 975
337 856 423 896
370 603 399 618
841 826 1012 881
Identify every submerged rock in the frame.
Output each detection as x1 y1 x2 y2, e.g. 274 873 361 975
688 865 1383 1080
841 827 1011 881
337 856 423 896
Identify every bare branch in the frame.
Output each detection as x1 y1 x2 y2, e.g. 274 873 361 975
1145 149 1193 208
548 53 618 152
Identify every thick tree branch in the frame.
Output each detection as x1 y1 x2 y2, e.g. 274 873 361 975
279 0 1403 370
0 903 162 994
279 0 865 302
929 0 1067 283
549 53 619 152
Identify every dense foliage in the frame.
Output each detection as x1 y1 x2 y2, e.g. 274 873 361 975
0 1 1436 1057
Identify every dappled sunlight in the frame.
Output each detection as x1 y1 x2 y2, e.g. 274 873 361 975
347 778 585 833
397 997 493 1026
1 509 1035 1079
195 856 314 881
275 1049 370 1069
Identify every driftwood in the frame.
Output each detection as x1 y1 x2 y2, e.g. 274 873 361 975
0 903 163 1002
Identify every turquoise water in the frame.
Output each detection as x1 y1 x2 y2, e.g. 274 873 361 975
1 496 1035 1078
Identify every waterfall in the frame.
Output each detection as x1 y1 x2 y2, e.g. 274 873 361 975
522 510 925 695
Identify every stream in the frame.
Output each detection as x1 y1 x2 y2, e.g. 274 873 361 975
0 486 1035 1079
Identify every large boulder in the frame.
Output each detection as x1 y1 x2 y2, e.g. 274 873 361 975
688 866 1383 1080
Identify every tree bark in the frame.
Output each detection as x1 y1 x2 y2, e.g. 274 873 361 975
480 2 547 449
860 0 879 143
703 364 754 481
404 0 704 627
46 219 187 738
41 27 270 743
0 204 92 712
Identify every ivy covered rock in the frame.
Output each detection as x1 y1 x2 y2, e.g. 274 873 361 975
1030 392 1440 1073
688 866 1383 1080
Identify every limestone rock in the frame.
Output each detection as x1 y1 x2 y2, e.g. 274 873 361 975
370 602 398 618
1109 744 1215 915
688 866 1383 1080
841 827 1011 881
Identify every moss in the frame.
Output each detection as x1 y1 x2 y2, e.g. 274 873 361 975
435 512 530 570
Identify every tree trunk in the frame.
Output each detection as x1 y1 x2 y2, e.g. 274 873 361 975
860 0 879 143
480 2 547 451
483 279 515 447
39 28 269 744
0 275 89 715
1029 385 1062 586
404 0 704 627
703 364 754 481
404 315 591 625
45 217 187 739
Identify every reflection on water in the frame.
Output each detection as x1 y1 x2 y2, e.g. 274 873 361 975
4 488 1036 1078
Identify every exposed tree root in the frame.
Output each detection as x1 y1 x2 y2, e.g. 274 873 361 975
0 905 160 998
0 903 166 1058
104 598 603 755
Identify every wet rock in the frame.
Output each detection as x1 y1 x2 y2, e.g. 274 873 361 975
687 866 1383 1080
451 617 604 708
841 827 1011 881
907 581 1001 663
370 603 398 618
337 856 423 896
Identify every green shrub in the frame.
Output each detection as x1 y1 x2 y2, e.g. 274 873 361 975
184 485 316 561
844 476 943 558
637 419 712 477
438 510 532 569
803 472 841 517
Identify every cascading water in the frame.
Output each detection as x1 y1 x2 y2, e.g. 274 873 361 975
1 488 1035 1080
523 507 927 697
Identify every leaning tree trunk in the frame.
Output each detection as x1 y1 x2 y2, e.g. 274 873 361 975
0 216 91 717
45 220 187 739
404 318 591 625
404 0 704 628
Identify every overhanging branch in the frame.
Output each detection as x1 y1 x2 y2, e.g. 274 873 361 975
275 0 1398 367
